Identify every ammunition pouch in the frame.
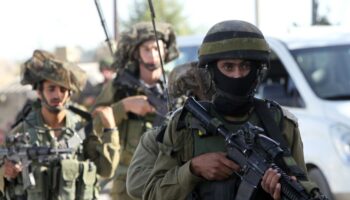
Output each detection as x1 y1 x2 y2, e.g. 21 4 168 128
59 160 80 199
58 159 98 200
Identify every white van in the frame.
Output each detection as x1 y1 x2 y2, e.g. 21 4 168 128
171 27 350 200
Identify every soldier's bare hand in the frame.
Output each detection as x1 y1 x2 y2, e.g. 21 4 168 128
190 152 240 181
261 168 297 200
261 168 281 200
92 106 116 129
4 159 22 179
122 95 155 116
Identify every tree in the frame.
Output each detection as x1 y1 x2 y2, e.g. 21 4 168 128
312 0 331 25
122 0 194 35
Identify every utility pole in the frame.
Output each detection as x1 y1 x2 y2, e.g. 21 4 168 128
312 0 318 25
255 0 260 27
113 0 119 40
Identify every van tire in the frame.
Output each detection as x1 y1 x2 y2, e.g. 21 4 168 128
308 168 334 200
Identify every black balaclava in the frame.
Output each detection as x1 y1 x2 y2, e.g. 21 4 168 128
211 63 258 116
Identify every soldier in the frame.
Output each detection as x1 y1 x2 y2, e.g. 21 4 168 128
142 20 314 200
75 58 115 109
92 22 178 200
126 61 214 199
1 50 120 199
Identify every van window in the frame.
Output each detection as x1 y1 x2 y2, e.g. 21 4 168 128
292 45 350 100
258 51 305 108
165 45 199 71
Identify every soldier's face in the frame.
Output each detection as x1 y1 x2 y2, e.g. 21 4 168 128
139 39 165 67
217 59 252 78
139 39 165 84
38 80 70 108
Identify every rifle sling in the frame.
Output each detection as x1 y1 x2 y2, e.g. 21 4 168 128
68 105 93 139
254 99 308 180
253 99 290 152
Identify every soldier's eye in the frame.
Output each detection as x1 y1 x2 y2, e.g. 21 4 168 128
60 87 68 93
48 86 55 92
240 61 252 70
222 63 234 71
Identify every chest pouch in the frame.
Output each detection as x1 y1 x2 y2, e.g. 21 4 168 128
76 161 98 200
58 159 80 200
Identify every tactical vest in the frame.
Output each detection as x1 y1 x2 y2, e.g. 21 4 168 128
181 100 294 200
6 110 98 200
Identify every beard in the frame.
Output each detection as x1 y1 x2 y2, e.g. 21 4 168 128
41 97 67 114
143 63 161 71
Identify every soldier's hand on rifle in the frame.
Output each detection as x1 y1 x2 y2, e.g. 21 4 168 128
261 168 297 200
92 106 116 129
3 159 22 179
122 95 155 116
190 152 240 181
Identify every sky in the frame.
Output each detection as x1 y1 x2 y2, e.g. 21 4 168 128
1 0 350 61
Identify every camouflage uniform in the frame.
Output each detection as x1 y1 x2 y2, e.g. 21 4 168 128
142 20 312 200
126 61 212 199
93 22 178 200
1 50 120 200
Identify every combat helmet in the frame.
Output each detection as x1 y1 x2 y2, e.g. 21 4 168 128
20 49 87 93
198 20 270 68
112 21 179 73
99 57 114 72
168 61 214 101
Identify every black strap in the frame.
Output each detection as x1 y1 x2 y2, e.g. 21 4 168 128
254 99 308 179
68 105 93 138
155 123 167 143
253 99 290 151
11 100 34 129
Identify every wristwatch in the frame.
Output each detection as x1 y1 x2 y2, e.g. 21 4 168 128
103 127 118 133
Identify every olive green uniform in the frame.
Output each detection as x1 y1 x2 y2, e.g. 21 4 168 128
93 21 178 199
126 127 161 199
94 80 157 200
2 107 120 200
125 60 214 200
142 102 307 200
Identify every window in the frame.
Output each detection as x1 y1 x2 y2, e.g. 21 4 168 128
257 51 305 108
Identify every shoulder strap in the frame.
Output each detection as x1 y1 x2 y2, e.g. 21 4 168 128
11 100 37 129
254 99 308 179
68 105 92 139
253 98 290 152
155 123 168 143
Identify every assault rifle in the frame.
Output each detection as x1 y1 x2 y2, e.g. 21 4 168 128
114 69 168 126
1 134 73 190
183 97 328 200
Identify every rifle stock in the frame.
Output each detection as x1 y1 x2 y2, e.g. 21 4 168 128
183 97 328 200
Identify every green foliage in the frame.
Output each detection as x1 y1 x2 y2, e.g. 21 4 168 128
122 0 194 35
